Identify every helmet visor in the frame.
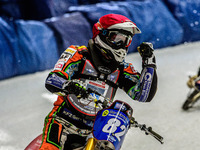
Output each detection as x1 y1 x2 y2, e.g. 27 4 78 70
106 30 133 49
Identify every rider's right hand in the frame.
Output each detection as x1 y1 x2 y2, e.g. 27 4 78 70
63 81 88 97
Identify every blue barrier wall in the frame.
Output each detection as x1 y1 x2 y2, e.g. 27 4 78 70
15 20 59 73
44 12 93 55
68 0 183 53
68 2 131 27
162 0 200 42
0 17 59 80
113 0 183 52
0 0 199 80
0 17 18 79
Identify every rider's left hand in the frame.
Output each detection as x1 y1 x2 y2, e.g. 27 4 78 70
187 75 197 88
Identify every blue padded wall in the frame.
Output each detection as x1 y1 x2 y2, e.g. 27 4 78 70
68 2 131 27
44 12 93 55
0 17 18 79
68 0 184 53
114 0 184 52
162 0 200 42
0 17 59 80
15 20 59 74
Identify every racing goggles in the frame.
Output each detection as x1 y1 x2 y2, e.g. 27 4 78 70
106 30 133 49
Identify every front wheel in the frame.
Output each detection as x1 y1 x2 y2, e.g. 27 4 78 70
182 99 194 110
182 90 200 110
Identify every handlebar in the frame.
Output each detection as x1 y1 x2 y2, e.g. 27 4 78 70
130 117 164 144
72 80 164 144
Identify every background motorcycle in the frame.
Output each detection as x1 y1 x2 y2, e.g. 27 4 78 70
182 76 200 110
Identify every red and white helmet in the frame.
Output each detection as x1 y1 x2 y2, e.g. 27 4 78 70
92 14 141 63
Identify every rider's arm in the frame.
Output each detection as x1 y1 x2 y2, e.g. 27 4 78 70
45 45 83 96
119 42 157 102
119 62 157 102
134 66 157 102
135 42 157 102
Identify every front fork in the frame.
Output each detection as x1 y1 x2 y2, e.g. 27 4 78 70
192 91 200 102
188 89 200 102
84 138 97 150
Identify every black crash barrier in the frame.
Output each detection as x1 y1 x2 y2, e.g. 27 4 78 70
21 0 78 20
0 0 78 20
0 0 23 19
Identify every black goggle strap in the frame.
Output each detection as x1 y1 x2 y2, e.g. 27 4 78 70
101 29 133 36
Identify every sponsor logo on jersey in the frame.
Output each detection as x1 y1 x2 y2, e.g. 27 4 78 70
110 75 115 81
86 68 94 73
98 66 111 74
65 48 76 56
54 62 64 70
89 81 105 88
59 53 71 62
130 64 137 73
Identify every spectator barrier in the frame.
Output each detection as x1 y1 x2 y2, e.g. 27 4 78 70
0 17 59 80
0 0 199 80
68 0 183 52
162 0 200 42
44 12 92 55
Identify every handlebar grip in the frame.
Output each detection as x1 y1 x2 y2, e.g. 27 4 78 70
148 127 164 143
132 121 164 144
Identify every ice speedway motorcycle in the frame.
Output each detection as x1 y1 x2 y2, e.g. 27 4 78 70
182 76 200 110
25 85 164 150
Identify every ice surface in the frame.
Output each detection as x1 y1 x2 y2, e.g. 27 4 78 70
0 42 200 150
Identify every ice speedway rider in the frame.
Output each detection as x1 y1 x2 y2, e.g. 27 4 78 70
39 14 158 150
182 66 200 110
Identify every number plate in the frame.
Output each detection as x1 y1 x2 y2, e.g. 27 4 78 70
93 109 130 150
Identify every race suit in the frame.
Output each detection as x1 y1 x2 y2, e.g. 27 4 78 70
39 45 157 150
